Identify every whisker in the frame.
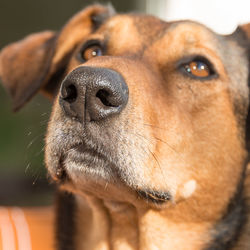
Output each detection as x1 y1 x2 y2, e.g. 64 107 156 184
40 119 49 126
134 130 181 157
143 123 168 131
32 174 40 185
138 139 168 188
34 147 45 157
25 163 31 174
153 136 180 155
41 112 48 117
27 133 44 149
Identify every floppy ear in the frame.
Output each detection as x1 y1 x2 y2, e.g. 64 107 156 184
238 23 250 151
0 31 56 111
240 23 250 40
0 4 114 111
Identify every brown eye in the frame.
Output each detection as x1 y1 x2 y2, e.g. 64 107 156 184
178 56 217 80
184 61 211 78
80 44 103 61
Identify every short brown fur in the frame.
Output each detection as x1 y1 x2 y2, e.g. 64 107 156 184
0 5 250 250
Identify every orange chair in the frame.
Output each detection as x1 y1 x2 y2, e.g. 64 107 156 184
0 206 54 250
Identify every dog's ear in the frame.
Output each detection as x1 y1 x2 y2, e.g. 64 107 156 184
0 4 114 111
0 31 56 111
236 24 250 151
240 23 250 40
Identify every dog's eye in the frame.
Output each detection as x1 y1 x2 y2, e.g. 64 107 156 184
180 57 216 79
184 61 210 78
81 45 103 61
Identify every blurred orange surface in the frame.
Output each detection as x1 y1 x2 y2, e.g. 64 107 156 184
0 206 54 250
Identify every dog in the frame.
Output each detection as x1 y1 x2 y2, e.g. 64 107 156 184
0 4 250 250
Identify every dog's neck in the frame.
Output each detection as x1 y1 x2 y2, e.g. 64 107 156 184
55 162 250 250
74 195 207 250
71 185 248 250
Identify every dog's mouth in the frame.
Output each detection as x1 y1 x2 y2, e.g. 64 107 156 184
137 190 172 205
55 156 69 183
52 142 115 182
50 140 124 190
51 143 172 206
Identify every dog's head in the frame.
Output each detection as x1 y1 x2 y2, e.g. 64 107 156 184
1 5 250 219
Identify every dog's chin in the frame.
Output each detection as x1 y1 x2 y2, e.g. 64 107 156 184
47 144 117 183
47 146 173 207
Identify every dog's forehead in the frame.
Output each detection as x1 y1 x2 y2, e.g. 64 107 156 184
99 15 248 77
105 14 168 40
99 14 219 47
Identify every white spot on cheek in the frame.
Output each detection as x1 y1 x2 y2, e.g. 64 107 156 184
180 179 197 198
147 244 160 250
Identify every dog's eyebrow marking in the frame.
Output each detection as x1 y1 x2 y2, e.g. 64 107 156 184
180 179 197 198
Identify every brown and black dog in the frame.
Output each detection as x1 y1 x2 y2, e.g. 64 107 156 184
0 4 250 250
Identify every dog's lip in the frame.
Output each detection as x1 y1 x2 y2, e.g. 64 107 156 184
51 142 114 182
72 143 112 166
53 155 70 183
50 143 172 205
137 189 172 205
56 164 67 182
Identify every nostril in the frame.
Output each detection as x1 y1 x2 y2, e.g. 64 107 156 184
63 84 77 103
96 89 119 107
60 67 129 122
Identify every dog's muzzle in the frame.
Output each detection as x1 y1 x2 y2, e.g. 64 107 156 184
59 66 129 122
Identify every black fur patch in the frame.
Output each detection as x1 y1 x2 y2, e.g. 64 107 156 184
55 190 76 250
227 27 250 151
137 189 172 205
205 160 248 250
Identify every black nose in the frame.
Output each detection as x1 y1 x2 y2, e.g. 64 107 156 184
59 66 129 122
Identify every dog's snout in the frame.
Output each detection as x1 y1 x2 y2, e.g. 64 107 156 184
59 66 129 121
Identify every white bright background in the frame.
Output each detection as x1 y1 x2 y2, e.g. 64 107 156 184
145 0 250 34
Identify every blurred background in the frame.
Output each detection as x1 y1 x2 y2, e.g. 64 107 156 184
0 0 250 206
